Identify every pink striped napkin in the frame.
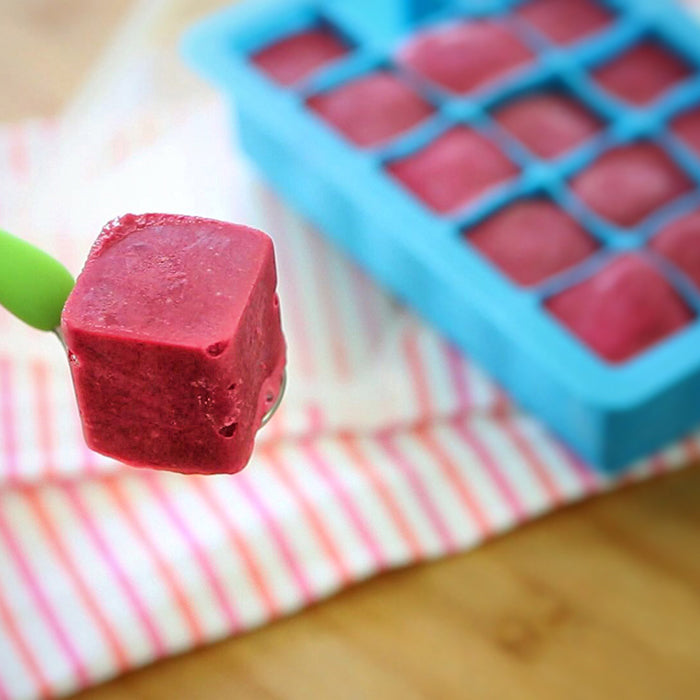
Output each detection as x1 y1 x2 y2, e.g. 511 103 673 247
1 99 698 700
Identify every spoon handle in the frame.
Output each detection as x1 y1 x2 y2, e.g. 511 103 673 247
0 228 74 332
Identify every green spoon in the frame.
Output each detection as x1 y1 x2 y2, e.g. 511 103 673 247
0 228 75 333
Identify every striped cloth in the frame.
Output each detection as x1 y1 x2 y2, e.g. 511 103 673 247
0 100 698 700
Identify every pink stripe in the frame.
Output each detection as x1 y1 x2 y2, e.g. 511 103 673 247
9 125 29 175
307 402 326 439
106 479 205 645
339 435 425 560
191 477 281 619
267 449 353 585
378 432 458 553
502 420 565 505
448 348 540 519
143 475 242 632
0 675 10 700
32 361 56 480
348 263 383 350
303 441 388 569
26 491 131 673
63 483 167 658
417 425 493 537
261 189 314 377
53 216 79 278
0 590 51 699
452 418 528 522
0 358 19 482
235 474 315 604
78 424 101 477
0 509 91 687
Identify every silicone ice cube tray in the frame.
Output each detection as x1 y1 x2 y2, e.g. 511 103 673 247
184 0 700 473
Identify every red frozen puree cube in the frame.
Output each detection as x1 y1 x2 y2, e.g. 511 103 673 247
387 127 519 213
547 255 693 363
494 92 601 159
469 200 598 286
517 0 612 45
672 106 700 157
307 71 434 147
571 143 692 227
252 27 348 86
398 20 533 94
652 209 700 290
593 42 691 106
61 214 286 475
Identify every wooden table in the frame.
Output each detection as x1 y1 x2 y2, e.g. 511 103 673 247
3 2 699 697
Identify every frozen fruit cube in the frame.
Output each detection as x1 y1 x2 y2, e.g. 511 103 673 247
252 27 348 86
61 214 286 474
672 105 700 157
571 143 691 227
593 42 691 106
307 71 434 147
547 255 693 363
494 92 601 159
652 210 700 290
387 127 519 213
398 20 533 94
469 200 598 286
517 0 612 45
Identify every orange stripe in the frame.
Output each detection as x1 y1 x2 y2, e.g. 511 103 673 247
501 420 564 505
143 474 242 632
404 333 495 535
684 436 700 463
493 385 512 416
233 472 315 602
304 224 351 378
267 447 352 584
552 441 599 494
444 342 471 413
262 399 286 445
104 478 205 645
340 434 424 559
379 431 458 552
190 477 281 620
0 508 91 685
25 491 131 671
650 454 667 476
403 328 432 424
416 425 493 537
303 440 388 568
63 483 167 658
453 418 528 521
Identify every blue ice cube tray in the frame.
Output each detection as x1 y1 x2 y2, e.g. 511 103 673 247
184 0 700 473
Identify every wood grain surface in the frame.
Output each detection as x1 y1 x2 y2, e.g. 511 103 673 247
2 1 699 698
